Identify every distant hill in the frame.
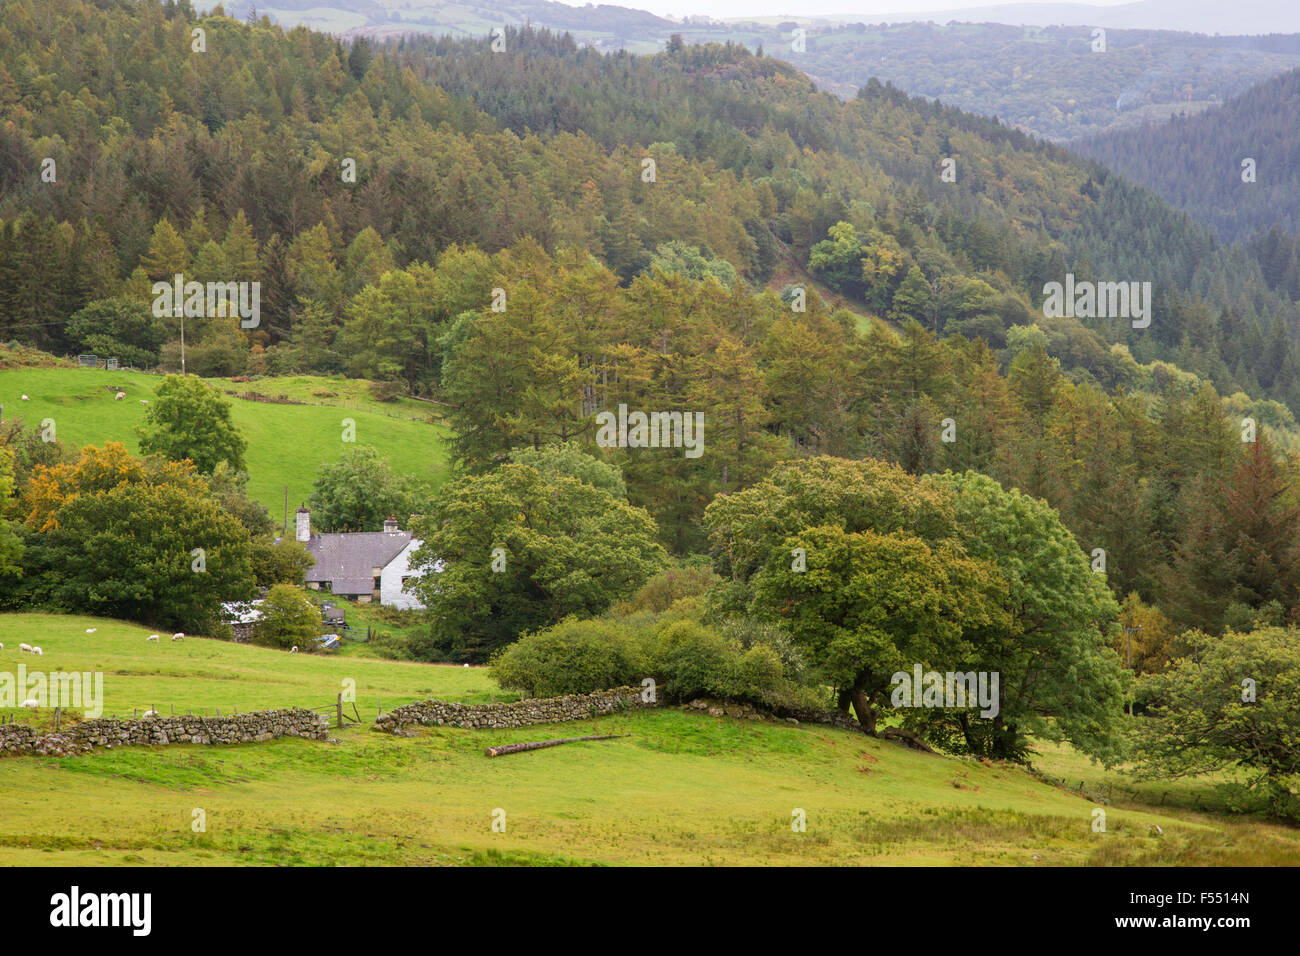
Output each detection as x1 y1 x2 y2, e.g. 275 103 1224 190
810 0 1300 35
219 2 1300 142
1076 68 1300 245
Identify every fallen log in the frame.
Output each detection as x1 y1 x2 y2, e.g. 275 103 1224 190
485 734 629 757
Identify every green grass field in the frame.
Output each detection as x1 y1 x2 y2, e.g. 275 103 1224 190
0 614 496 719
0 367 452 511
2 613 1298 866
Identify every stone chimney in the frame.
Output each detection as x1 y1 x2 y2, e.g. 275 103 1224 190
296 507 311 543
384 515 399 534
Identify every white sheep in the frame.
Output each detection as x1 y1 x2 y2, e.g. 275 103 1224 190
463 663 470 668
18 643 31 653
146 634 159 642
170 634 183 642
140 399 148 404
21 699 39 709
290 646 299 653
114 391 125 400
85 627 97 634
31 646 42 656
0 642 4 650
20 394 29 400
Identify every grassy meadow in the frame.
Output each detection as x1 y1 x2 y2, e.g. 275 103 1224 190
1 613 1298 866
0 367 452 510
0 614 496 720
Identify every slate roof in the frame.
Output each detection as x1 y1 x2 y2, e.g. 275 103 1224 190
303 531 413 595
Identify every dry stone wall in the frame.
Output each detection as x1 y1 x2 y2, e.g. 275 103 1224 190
0 708 329 757
374 686 652 733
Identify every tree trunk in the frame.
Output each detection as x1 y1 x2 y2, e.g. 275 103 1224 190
959 712 980 755
850 672 876 735
882 726 936 753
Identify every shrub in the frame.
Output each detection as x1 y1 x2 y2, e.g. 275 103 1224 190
365 631 414 661
369 378 404 402
619 565 720 614
491 612 827 711
651 620 732 701
253 584 321 650
490 617 646 697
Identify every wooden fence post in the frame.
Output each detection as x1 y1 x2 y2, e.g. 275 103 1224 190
336 693 343 729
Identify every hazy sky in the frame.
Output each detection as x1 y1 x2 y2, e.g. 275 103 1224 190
553 0 1134 21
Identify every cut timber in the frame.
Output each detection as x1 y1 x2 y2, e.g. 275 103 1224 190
484 734 628 757
881 727 936 753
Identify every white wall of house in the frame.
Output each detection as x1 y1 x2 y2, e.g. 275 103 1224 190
380 538 426 610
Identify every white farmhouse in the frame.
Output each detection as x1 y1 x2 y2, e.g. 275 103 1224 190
295 508 430 609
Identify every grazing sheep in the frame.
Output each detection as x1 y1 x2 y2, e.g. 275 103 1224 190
140 399 148 404
21 699 38 709
142 709 158 718
290 646 299 653
114 391 126 400
20 394 29 400
0 643 4 650
85 627 97 634
170 634 183 642
31 646 42 656
146 634 159 642
18 643 31 653
463 663 470 668
172 632 184 639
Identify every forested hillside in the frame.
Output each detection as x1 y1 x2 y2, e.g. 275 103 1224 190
1077 67 1300 286
2 0 1300 646
223 0 1300 143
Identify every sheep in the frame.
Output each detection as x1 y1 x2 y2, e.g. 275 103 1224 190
290 646 299 653
141 709 158 719
170 634 183 642
463 663 470 668
0 642 4 650
85 627 97 634
21 699 39 709
114 391 126 400
18 643 32 653
140 399 148 405
146 634 159 642
20 394 29 400
31 646 42 656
